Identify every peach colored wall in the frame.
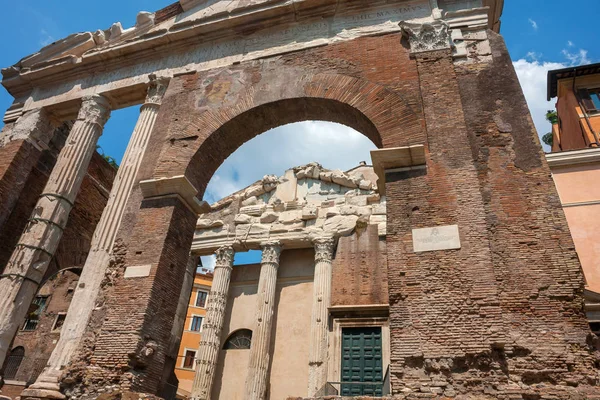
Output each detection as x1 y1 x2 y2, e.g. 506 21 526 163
175 273 213 396
551 163 600 293
212 249 315 400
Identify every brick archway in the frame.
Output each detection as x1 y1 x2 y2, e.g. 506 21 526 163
152 72 425 197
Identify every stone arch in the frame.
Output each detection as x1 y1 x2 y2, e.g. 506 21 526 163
223 329 253 350
153 72 425 197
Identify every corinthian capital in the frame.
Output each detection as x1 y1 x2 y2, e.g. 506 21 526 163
400 21 450 54
261 241 282 264
78 95 111 127
313 237 335 264
214 246 234 269
145 73 171 106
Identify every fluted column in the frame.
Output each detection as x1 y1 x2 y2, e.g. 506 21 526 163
0 95 111 370
308 236 335 396
22 75 170 397
244 241 282 400
191 246 235 400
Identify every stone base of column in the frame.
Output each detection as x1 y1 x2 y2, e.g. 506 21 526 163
21 370 64 400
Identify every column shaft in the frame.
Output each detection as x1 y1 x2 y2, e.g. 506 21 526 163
308 237 335 396
191 246 235 400
24 76 170 396
0 95 111 370
244 242 282 400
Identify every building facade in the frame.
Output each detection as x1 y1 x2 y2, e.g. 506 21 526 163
175 271 213 398
546 63 600 337
0 0 598 399
0 151 115 399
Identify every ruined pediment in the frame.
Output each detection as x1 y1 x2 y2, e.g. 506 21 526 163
192 163 387 253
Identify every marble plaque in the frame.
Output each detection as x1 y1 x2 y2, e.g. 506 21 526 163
124 265 152 279
412 225 461 253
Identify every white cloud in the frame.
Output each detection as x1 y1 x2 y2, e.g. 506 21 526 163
567 41 575 47
561 48 590 66
203 121 376 203
528 18 538 30
513 59 566 151
526 51 542 62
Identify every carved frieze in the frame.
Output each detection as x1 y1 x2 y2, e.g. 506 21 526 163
400 21 451 54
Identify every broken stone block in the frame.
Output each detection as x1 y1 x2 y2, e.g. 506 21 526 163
319 171 333 182
240 204 266 216
234 214 253 224
275 169 297 202
241 196 258 206
323 215 359 236
331 170 358 188
367 193 381 204
370 215 386 224
196 219 224 229
359 179 373 190
260 211 279 224
271 221 304 233
325 207 340 218
301 206 318 220
279 210 303 224
340 205 358 216
347 195 368 206
244 184 266 199
262 175 279 192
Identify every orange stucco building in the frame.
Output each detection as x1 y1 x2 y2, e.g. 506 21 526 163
546 63 600 336
174 271 213 399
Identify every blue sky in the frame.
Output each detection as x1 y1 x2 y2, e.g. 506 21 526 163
0 1 598 267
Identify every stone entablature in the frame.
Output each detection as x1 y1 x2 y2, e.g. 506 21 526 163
191 163 386 254
1 0 500 122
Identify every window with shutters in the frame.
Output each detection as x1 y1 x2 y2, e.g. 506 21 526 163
23 296 49 331
182 349 196 370
190 315 203 332
3 347 24 380
195 290 208 308
578 88 600 113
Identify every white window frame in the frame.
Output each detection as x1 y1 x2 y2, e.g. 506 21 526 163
189 314 204 333
181 348 197 370
194 289 209 309
52 312 67 332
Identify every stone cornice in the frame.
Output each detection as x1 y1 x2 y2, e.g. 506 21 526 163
139 175 210 214
370 145 426 195
545 148 600 168
2 0 433 105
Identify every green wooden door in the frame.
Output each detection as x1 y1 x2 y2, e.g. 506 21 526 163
341 327 383 396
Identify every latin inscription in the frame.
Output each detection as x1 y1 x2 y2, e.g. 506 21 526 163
412 225 461 253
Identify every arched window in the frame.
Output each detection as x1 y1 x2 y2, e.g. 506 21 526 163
3 346 25 379
223 329 252 350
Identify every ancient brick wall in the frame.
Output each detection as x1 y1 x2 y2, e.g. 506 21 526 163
0 145 115 398
65 29 600 400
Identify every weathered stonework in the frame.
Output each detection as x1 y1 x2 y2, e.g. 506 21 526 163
1 0 598 399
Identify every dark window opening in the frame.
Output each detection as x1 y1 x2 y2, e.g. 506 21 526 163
579 88 600 113
223 329 252 350
53 314 67 331
3 346 25 380
196 291 208 308
183 350 196 369
23 296 48 331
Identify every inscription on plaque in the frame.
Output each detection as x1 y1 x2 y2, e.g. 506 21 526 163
124 265 152 279
412 225 461 253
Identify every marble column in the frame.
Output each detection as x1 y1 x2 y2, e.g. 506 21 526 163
308 236 336 396
244 241 283 400
191 246 235 400
22 75 170 398
0 95 111 370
